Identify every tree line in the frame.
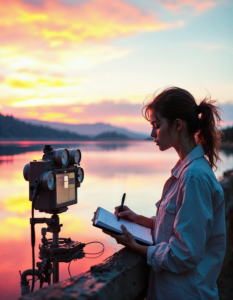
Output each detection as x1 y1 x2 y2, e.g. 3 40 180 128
0 114 129 141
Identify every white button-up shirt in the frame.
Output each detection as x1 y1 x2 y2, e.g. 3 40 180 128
147 144 226 300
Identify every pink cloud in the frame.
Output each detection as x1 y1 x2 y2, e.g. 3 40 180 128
0 75 5 83
0 0 178 49
160 0 217 13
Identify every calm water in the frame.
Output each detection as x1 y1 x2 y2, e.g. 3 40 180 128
0 141 233 299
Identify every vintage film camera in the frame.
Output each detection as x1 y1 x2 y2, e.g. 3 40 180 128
23 144 84 213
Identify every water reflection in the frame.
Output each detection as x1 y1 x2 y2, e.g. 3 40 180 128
220 146 233 157
0 141 233 299
0 141 130 157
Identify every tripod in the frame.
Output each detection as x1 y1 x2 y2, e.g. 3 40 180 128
20 213 85 295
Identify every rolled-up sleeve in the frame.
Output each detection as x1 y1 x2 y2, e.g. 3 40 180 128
147 179 214 274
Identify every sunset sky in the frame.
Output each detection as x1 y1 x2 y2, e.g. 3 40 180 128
0 0 232 133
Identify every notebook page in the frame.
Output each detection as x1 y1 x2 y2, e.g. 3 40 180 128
96 207 152 244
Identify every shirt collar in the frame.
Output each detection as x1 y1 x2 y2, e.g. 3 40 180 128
171 144 205 179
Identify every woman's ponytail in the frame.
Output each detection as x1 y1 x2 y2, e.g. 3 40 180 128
196 97 222 170
142 87 223 171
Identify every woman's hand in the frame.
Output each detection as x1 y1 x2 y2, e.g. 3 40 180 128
103 225 149 257
103 224 137 250
114 205 138 223
115 205 153 230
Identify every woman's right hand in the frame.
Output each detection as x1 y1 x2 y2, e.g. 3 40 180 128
114 205 138 223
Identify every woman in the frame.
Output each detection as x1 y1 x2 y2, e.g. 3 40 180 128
103 87 226 300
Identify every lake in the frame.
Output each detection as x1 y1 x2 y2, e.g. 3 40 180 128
0 141 233 299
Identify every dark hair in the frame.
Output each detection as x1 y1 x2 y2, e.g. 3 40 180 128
142 86 223 170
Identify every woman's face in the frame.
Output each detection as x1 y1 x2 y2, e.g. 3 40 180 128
150 111 175 151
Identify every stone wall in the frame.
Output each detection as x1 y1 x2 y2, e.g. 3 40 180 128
217 172 233 300
19 248 149 300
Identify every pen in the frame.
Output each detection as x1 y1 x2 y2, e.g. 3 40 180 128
118 193 126 221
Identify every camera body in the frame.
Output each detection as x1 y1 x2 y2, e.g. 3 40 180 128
23 145 84 213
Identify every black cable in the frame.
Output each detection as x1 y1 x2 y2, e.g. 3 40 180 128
31 197 35 292
85 241 104 246
30 181 39 293
68 253 105 278
84 241 105 254
85 249 105 255
67 241 105 278
85 251 105 259
28 276 38 282
68 262 72 277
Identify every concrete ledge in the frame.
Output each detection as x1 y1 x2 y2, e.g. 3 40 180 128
19 248 149 300
217 173 233 299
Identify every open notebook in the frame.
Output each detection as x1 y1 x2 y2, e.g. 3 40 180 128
93 206 153 246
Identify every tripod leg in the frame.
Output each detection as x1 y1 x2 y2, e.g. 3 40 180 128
40 280 43 289
53 261 59 284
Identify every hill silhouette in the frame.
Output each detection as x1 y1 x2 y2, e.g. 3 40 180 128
0 114 90 140
94 131 130 141
0 114 130 141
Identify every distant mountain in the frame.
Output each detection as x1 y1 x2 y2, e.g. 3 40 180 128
0 114 133 141
21 119 148 140
0 114 89 140
94 131 130 141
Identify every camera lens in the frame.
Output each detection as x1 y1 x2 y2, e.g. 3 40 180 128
23 163 30 181
76 167 84 183
69 149 81 165
40 171 56 190
54 149 69 166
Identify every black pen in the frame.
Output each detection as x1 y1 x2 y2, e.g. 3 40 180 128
118 193 126 221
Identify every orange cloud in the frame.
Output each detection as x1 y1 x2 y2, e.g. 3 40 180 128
7 78 67 89
8 79 34 89
160 0 217 12
0 217 29 240
0 0 180 48
2 195 31 214
40 112 67 120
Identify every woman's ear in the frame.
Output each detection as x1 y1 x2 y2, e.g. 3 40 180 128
174 119 183 132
